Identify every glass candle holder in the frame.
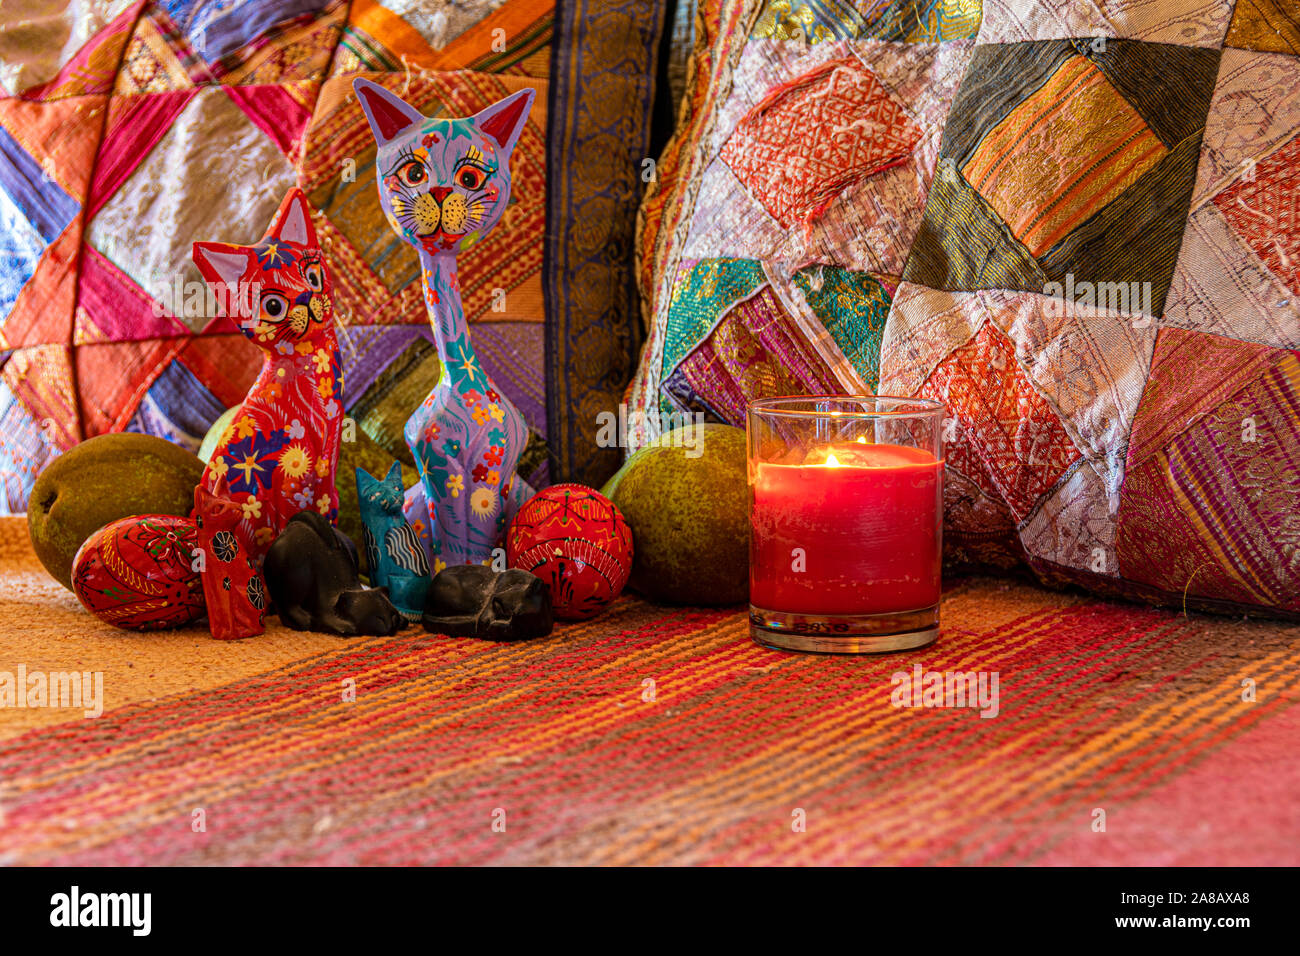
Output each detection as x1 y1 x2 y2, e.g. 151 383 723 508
747 396 945 654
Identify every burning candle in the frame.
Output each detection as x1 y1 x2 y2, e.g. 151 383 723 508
747 397 945 654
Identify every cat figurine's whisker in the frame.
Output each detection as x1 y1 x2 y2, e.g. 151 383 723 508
354 78 537 571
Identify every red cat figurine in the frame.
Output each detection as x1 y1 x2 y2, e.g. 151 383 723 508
193 188 344 562
194 478 267 641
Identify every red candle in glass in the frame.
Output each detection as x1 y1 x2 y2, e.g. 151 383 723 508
747 397 945 654
750 441 942 615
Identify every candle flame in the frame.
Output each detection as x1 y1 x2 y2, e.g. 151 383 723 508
824 451 841 467
855 436 868 444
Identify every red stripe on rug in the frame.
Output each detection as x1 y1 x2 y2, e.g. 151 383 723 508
0 604 726 857
1033 696 1300 865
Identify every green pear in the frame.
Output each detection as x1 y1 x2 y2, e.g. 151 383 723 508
198 404 240 463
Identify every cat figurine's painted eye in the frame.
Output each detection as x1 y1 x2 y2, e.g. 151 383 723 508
304 261 324 290
396 160 427 188
261 292 289 322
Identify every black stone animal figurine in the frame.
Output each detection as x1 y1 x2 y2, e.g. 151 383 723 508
422 565 553 641
264 511 406 636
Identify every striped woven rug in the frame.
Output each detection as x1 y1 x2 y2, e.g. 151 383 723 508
1 517 1298 865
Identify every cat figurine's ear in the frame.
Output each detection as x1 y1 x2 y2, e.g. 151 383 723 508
356 465 378 496
473 88 535 158
384 460 403 486
192 241 256 330
266 187 316 247
353 78 425 146
194 473 231 513
195 474 248 526
209 473 232 499
193 481 215 521
192 241 254 291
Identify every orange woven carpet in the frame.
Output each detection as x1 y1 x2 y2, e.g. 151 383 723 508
2 516 1298 865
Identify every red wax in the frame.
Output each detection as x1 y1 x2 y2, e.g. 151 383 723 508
749 442 943 615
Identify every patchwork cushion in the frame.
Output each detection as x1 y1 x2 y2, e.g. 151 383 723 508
631 0 1300 619
0 0 665 512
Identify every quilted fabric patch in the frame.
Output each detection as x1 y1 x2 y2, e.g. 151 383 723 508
752 0 982 44
904 38 1220 317
960 54 1167 257
1118 327 1300 613
719 55 921 228
978 0 1236 48
663 283 841 422
681 36 972 276
923 322 1082 520
1225 0 1300 54
1163 48 1300 350
1210 133 1300 298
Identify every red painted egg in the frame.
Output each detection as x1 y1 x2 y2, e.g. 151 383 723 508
71 514 205 631
506 483 633 620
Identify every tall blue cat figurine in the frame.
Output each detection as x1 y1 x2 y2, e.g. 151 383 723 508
353 77 536 571
356 462 431 621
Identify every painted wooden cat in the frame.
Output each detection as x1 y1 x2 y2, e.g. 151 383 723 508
193 476 266 641
192 187 344 561
264 511 406 637
356 461 431 620
353 78 534 572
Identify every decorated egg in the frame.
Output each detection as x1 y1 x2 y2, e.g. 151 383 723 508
71 514 205 631
506 483 633 620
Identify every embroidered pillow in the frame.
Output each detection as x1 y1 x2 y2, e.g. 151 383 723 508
630 0 1300 619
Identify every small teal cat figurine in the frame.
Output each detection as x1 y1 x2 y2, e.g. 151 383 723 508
356 462 431 620
353 77 535 573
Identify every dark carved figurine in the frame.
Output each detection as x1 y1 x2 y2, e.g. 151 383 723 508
264 511 406 636
422 565 554 641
